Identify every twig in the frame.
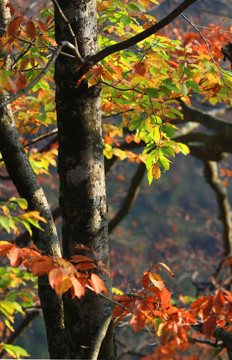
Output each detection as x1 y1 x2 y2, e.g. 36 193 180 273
101 80 142 94
0 40 84 110
181 13 232 107
52 0 78 49
23 128 58 148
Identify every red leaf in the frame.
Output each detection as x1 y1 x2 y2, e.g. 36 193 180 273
90 273 107 294
7 16 21 36
203 315 216 337
213 289 225 314
34 20 47 34
6 3 15 16
71 276 85 298
26 21 36 40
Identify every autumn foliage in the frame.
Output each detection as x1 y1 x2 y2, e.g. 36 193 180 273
1 0 232 358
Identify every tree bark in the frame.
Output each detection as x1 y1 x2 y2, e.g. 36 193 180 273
0 2 67 358
55 0 114 358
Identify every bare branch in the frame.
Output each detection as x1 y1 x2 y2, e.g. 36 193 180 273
203 161 232 255
109 163 146 233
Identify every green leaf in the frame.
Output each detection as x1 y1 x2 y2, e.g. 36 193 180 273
3 344 30 358
211 346 223 359
186 80 200 93
0 217 10 233
153 125 160 144
181 83 188 96
9 197 28 210
159 154 170 171
163 83 180 93
146 88 159 98
161 124 175 138
147 167 153 186
126 3 139 12
120 15 131 25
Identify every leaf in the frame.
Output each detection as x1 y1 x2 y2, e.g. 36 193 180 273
0 217 11 233
152 163 161 180
146 88 159 98
160 287 171 310
90 273 107 294
211 346 223 359
49 268 72 295
129 301 147 333
7 16 21 36
148 272 164 290
2 344 29 358
213 289 225 314
25 21 36 40
9 197 28 210
70 276 85 298
203 314 216 337
158 262 175 278
0 241 14 257
159 155 170 172
181 83 188 96
26 256 54 276
186 80 200 93
126 3 140 12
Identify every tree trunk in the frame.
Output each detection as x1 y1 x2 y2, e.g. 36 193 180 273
55 0 115 358
0 2 67 358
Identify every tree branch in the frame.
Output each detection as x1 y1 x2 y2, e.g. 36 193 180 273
180 101 232 137
88 0 198 64
203 161 232 255
109 163 146 233
0 40 85 110
90 308 114 360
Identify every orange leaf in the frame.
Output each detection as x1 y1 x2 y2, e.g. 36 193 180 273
90 273 107 294
70 276 85 298
71 254 94 263
129 301 147 333
0 241 14 257
152 163 161 180
160 287 171 310
158 262 175 278
26 255 54 276
49 268 72 295
49 268 63 289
